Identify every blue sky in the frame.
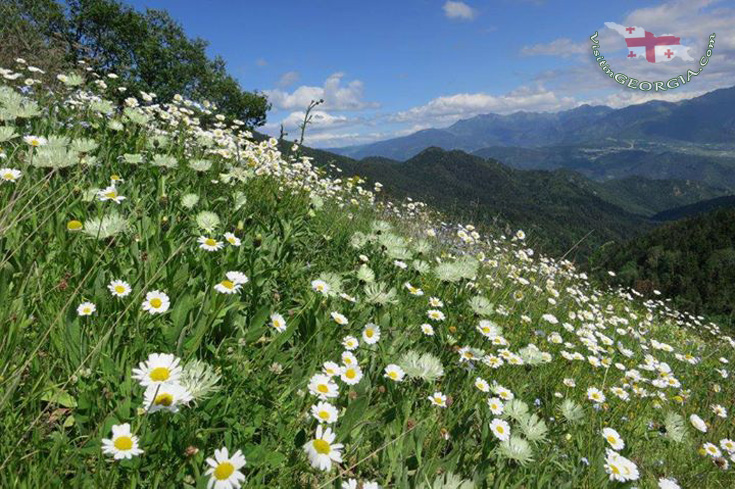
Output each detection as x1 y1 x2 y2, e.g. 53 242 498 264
126 0 735 147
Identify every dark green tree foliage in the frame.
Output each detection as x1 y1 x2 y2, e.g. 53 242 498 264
591 208 735 323
0 0 269 126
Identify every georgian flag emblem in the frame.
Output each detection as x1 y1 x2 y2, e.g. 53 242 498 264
605 22 694 63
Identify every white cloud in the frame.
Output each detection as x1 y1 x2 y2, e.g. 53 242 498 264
392 86 579 125
255 58 267 67
265 73 378 111
277 71 300 87
443 1 476 21
521 38 587 57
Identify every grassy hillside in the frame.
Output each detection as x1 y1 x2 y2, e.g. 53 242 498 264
591 208 735 324
2 62 735 489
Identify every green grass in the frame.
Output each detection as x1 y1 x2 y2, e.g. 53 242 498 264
0 65 734 489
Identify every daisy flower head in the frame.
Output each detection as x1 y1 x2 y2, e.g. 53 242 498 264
23 135 47 147
341 351 358 367
428 296 444 307
142 290 170 314
77 301 96 316
362 323 380 344
214 278 241 295
427 309 445 321
487 397 504 415
101 423 143 460
221 273 247 287
311 401 339 424
384 364 405 382
132 353 182 387
322 361 341 377
420 323 435 336
340 364 363 385
702 442 722 458
429 391 447 408
587 387 606 404
223 232 241 247
143 382 193 413
198 236 224 251
311 279 330 295
270 313 286 333
490 418 511 441
331 312 348 326
342 336 359 351
474 377 490 393
98 185 126 204
205 447 246 489
604 449 639 482
108 279 131 298
720 438 735 454
308 373 339 399
690 413 708 433
303 425 343 471
0 168 21 183
601 427 625 450
658 478 681 489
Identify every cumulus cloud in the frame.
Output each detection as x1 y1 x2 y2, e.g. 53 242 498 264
443 1 476 21
265 73 378 111
392 86 579 125
277 71 300 87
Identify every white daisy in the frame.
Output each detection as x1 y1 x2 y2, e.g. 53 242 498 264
108 279 132 297
420 323 435 336
487 397 504 415
101 423 143 460
226 271 249 285
132 353 182 387
340 365 363 385
223 232 241 247
303 425 343 471
77 301 96 316
601 427 625 450
205 447 246 489
270 313 287 333
690 413 708 433
308 373 339 399
142 290 170 314
331 312 348 325
98 185 126 204
311 402 339 424
0 168 22 183
214 279 241 295
143 382 193 413
342 336 359 351
311 279 330 295
490 418 511 441
384 364 405 382
428 391 447 407
362 323 381 344
198 236 224 251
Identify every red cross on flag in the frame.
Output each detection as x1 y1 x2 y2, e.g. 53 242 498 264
605 22 693 63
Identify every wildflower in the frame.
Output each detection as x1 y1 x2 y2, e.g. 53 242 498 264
226 271 249 285
0 168 21 183
143 382 193 413
98 185 126 204
341 352 358 367
300 427 343 476
342 336 359 350
474 377 490 393
108 279 132 298
198 236 224 251
311 279 330 295
487 397 504 415
214 279 241 295
490 419 511 441
690 414 708 433
703 443 722 458
428 296 443 307
601 427 624 450
712 404 727 418
720 439 735 454
308 373 339 400
23 135 47 147
362 323 380 344
142 290 170 314
77 301 96 316
331 312 348 325
384 364 405 382
322 361 341 377
179 360 221 402
587 387 606 404
205 447 246 489
270 313 287 333
604 449 639 482
427 309 445 321
132 353 182 387
428 391 447 407
311 402 339 424
224 232 241 246
340 365 363 385
101 423 143 460
405 282 423 296
420 323 435 336
658 478 681 489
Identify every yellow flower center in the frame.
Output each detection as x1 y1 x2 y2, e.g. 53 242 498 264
313 439 330 455
114 285 126 294
154 393 174 406
610 464 620 475
365 329 374 338
496 425 504 434
30 140 40 146
149 367 170 382
105 191 117 199
345 369 356 379
67 220 83 230
113 436 133 450
205 238 217 247
319 410 330 420
150 298 163 308
607 436 616 444
214 462 235 480
317 384 329 394
220 280 235 290
3 172 14 180
434 396 443 404
388 372 398 379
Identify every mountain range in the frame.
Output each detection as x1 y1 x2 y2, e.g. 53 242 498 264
329 86 735 188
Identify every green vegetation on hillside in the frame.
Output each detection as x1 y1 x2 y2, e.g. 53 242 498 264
2 60 735 488
0 0 269 126
591 208 735 324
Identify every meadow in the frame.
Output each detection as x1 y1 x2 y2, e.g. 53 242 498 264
0 60 733 488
